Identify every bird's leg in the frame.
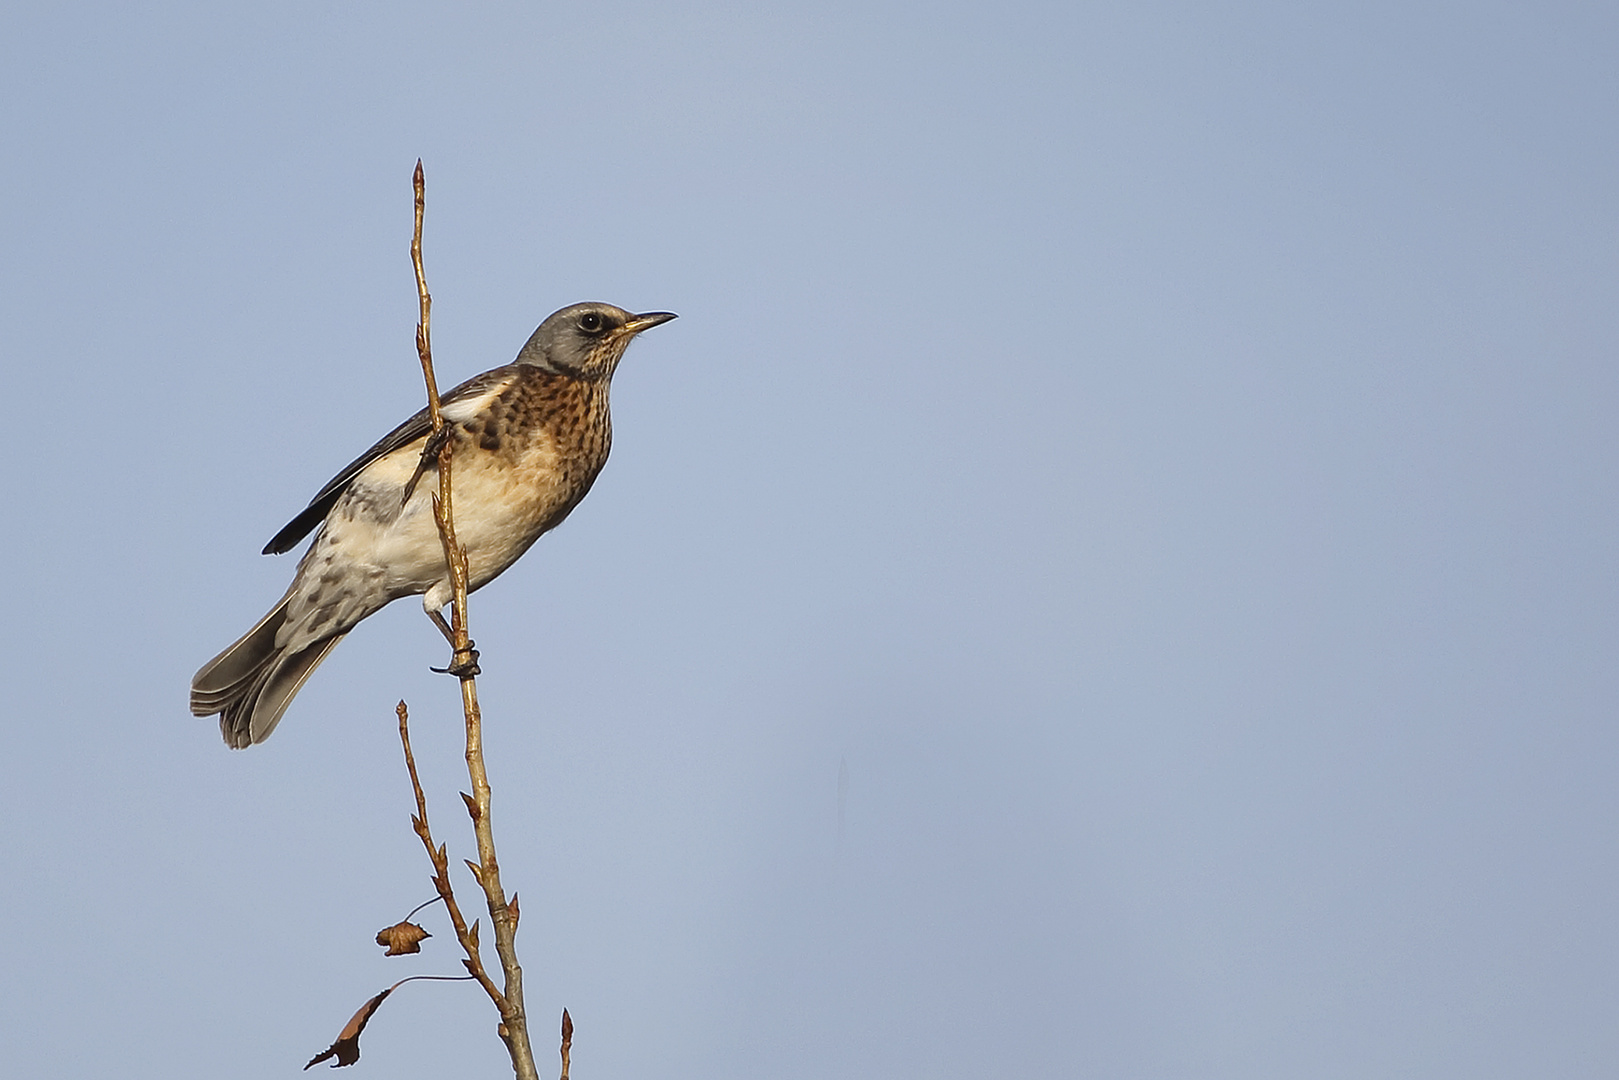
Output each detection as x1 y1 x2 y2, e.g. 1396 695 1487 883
427 606 480 678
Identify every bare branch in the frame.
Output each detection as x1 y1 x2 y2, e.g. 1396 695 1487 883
411 160 444 433
397 700 506 1010
408 162 538 1080
560 1009 574 1080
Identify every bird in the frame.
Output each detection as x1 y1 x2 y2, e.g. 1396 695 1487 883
191 301 676 748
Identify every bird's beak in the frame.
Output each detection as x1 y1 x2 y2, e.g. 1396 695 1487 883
625 311 678 334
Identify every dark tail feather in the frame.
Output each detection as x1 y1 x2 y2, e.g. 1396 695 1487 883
192 599 290 711
191 599 346 748
221 635 345 747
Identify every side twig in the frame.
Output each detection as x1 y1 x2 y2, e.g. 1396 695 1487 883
560 1009 573 1080
397 701 505 1006
409 160 539 1080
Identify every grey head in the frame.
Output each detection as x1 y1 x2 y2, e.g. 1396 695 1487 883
515 302 677 381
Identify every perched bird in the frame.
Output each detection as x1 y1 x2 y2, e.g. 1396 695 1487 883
191 301 676 748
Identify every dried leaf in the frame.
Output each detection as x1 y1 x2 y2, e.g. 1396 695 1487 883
304 985 397 1069
374 921 431 956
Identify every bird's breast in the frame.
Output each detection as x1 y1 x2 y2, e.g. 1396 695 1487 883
306 375 611 604
445 379 611 584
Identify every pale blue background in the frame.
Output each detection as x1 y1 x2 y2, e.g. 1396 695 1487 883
2 2 1617 1077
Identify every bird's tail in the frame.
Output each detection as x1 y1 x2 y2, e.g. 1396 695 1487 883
191 596 346 748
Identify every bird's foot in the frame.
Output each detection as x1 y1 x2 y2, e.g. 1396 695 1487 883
402 425 455 505
431 642 480 678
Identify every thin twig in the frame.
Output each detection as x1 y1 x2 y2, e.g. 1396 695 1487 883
560 1009 573 1080
410 161 539 1080
412 161 444 433
398 700 505 1009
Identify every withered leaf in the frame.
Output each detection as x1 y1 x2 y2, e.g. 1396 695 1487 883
375 921 431 956
304 984 397 1069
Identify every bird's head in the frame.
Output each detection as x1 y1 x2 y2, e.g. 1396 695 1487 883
516 302 677 380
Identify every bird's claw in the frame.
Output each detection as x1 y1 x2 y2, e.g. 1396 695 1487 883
431 643 480 678
402 425 455 506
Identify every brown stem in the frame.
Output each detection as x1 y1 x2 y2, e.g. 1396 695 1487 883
412 160 444 432
397 701 505 1009
560 1009 573 1080
410 161 539 1080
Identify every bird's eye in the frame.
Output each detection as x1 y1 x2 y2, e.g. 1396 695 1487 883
579 312 605 334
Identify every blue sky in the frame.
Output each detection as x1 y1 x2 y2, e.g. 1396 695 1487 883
2 3 1617 1077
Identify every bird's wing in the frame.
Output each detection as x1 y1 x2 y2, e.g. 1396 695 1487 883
261 365 526 555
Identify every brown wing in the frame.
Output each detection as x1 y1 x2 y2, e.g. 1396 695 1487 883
260 366 525 555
